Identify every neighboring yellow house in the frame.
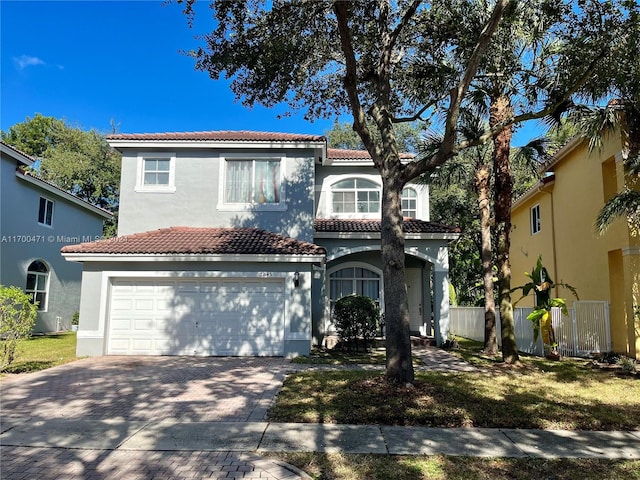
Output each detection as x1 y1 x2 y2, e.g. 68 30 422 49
510 132 639 360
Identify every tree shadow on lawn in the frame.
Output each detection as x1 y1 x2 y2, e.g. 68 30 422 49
268 370 640 430
2 360 57 374
278 453 640 480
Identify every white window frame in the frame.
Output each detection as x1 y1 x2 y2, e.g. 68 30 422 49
25 260 50 312
218 154 286 212
38 197 54 227
531 204 541 235
135 152 176 192
330 177 381 217
402 187 418 218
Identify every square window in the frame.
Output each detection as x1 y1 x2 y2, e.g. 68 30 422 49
136 154 176 192
143 158 171 186
38 197 54 226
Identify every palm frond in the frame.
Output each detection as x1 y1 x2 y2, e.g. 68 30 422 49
513 137 552 174
595 189 640 234
572 104 623 153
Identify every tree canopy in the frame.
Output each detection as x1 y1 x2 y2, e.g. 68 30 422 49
176 0 639 380
2 114 121 235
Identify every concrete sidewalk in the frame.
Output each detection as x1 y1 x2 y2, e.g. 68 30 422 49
2 417 639 459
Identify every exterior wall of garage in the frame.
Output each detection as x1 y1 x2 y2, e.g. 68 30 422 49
73 260 316 358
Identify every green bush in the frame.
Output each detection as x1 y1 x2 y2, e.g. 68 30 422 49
616 355 637 374
0 285 37 371
332 295 380 352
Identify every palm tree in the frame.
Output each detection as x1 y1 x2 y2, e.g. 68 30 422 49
575 102 640 233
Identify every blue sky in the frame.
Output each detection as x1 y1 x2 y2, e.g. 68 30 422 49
1 0 334 136
1 0 539 143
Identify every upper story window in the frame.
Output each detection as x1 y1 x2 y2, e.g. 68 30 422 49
25 260 49 311
531 204 541 234
136 153 176 192
402 187 417 218
331 178 380 214
38 197 54 226
220 157 284 211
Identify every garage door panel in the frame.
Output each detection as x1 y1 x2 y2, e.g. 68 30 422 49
108 278 285 356
111 298 133 311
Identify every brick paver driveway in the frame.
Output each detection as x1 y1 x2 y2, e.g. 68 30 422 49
1 356 305 480
1 356 290 422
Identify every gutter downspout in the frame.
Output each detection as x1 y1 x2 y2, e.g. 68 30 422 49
539 180 559 298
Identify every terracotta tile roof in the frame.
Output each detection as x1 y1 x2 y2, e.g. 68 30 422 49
328 148 415 161
106 130 325 143
314 218 461 234
61 227 326 256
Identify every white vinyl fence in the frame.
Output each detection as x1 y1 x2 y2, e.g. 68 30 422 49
449 301 611 358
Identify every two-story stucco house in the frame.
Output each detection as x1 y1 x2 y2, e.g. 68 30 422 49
510 132 639 360
1 142 113 332
62 131 459 358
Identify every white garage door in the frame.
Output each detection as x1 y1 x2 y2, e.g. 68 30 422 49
107 277 284 356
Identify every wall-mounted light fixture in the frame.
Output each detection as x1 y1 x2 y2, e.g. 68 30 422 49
293 271 300 287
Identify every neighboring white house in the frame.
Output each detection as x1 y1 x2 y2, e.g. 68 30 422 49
62 131 459 357
0 142 113 332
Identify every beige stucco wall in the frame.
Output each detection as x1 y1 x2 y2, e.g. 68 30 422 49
510 134 639 359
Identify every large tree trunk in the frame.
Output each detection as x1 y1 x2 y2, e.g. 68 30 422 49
475 162 498 355
381 172 414 384
491 95 519 364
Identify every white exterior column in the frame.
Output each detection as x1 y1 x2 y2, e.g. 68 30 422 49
433 246 451 346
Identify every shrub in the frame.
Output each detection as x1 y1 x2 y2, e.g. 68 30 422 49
332 295 380 352
616 355 637 374
0 285 37 371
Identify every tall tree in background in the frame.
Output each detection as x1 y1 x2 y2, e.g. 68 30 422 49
449 0 635 362
425 114 498 351
2 114 121 235
176 0 638 375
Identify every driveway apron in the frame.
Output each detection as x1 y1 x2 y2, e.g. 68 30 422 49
0 356 306 480
1 356 290 422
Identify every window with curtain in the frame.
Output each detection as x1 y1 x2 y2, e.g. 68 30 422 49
331 178 380 214
25 260 49 311
225 159 281 204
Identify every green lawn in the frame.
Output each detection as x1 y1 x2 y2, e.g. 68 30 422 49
270 343 640 430
271 343 640 478
1 332 78 375
273 453 640 480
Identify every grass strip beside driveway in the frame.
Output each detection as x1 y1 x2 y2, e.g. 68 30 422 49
269 368 640 430
273 453 640 480
1 332 77 376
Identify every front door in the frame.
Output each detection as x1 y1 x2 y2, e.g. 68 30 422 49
405 268 425 335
